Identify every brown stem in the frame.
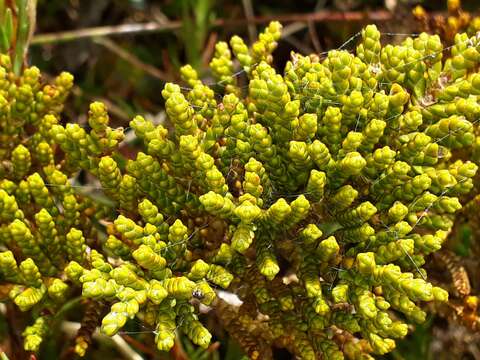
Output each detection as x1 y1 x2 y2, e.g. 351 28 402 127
31 9 400 45
93 37 171 82
121 334 157 357
32 21 182 45
5 303 27 360
201 31 218 67
308 20 322 54
242 0 257 43
169 336 188 360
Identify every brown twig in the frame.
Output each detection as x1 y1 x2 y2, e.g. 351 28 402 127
31 10 398 45
26 0 37 51
283 35 314 55
282 22 308 38
161 49 175 81
239 9 392 25
201 32 218 67
4 304 27 360
242 0 257 43
169 337 188 360
93 37 171 82
207 341 221 353
307 21 322 54
32 21 182 45
121 334 157 357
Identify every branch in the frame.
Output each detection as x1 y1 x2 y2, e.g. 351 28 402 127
32 21 182 45
93 37 170 81
31 10 396 45
242 0 256 43
60 321 144 360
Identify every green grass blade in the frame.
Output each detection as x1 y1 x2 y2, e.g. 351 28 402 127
13 0 29 74
4 7 13 43
0 0 5 23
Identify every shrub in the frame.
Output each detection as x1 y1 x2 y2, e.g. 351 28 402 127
1 21 480 359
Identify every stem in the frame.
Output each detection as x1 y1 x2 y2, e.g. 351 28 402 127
121 334 156 357
60 321 144 360
32 21 182 45
31 9 398 46
241 0 256 43
5 303 27 359
93 37 170 81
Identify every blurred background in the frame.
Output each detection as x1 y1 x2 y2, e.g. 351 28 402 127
31 0 475 128
9 0 479 359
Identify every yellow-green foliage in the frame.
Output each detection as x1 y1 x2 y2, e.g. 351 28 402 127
1 22 480 359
